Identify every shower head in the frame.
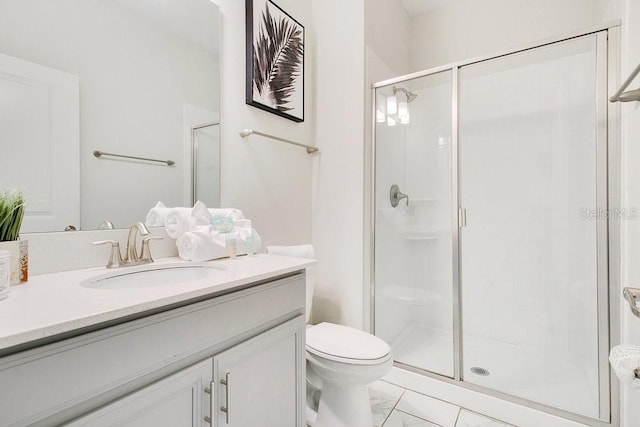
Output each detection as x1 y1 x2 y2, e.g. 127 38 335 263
393 86 418 103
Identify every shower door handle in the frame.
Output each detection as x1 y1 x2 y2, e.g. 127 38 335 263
459 208 467 228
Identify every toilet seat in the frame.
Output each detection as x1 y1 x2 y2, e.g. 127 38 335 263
306 322 391 365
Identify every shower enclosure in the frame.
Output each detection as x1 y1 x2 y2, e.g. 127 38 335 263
371 27 618 425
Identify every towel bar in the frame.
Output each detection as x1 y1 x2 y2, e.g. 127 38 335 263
610 62 640 102
239 129 319 154
623 287 640 318
93 150 175 166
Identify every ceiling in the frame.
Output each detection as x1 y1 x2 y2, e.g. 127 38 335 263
401 0 455 16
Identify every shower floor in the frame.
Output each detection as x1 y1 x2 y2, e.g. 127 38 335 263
389 323 599 419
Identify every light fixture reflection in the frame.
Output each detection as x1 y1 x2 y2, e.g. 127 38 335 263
387 95 397 115
387 116 397 126
376 109 385 123
398 101 409 120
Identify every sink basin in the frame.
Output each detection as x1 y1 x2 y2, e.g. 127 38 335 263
81 263 226 290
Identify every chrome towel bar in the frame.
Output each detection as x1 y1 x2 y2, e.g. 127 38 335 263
93 150 175 166
623 287 640 318
610 62 640 102
239 128 319 154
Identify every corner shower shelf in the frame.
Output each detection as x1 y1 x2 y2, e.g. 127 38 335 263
403 227 438 240
378 285 442 306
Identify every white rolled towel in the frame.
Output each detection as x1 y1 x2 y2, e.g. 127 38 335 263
178 228 262 261
192 200 245 228
609 344 640 389
266 244 315 259
145 201 170 227
177 229 227 262
165 207 195 239
165 201 246 239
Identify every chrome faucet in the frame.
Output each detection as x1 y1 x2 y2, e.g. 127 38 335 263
125 222 151 263
93 222 163 268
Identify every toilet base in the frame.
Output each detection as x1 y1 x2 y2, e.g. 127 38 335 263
314 382 372 427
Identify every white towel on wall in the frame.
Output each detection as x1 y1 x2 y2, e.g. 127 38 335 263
266 244 315 322
266 244 314 259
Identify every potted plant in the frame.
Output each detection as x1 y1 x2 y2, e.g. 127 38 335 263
0 190 25 285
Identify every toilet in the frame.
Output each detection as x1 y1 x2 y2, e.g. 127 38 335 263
306 322 393 427
266 245 393 427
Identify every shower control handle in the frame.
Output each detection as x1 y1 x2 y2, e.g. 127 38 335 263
390 184 409 207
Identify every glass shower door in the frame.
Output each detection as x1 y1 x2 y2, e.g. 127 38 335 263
458 34 604 418
374 71 455 377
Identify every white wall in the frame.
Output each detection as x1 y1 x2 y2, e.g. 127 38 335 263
0 0 219 230
310 0 366 327
212 0 313 248
365 0 412 80
620 0 640 424
410 0 620 71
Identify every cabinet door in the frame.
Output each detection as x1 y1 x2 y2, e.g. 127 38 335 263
66 358 213 427
213 316 305 427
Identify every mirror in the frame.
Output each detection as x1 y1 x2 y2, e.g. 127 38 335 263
0 0 220 232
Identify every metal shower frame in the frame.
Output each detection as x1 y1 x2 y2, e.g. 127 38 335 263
367 22 621 427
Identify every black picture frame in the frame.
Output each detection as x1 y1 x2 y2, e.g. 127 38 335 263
245 0 304 122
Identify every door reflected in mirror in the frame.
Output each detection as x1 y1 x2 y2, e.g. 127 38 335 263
193 123 221 208
0 0 221 233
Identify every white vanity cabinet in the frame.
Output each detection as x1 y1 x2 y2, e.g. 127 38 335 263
212 317 302 426
0 271 306 427
67 358 213 426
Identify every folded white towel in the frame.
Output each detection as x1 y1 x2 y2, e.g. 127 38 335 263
266 244 315 259
609 344 640 389
177 230 227 262
177 228 262 261
145 201 170 227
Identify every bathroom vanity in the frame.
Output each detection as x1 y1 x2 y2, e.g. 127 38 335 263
0 255 311 426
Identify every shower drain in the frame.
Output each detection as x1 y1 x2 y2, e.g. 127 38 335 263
470 367 490 376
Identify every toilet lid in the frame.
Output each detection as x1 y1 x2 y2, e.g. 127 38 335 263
306 322 391 362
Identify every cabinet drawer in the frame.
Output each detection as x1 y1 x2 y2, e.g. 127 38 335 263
0 272 304 426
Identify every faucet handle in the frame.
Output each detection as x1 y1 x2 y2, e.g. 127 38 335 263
92 240 123 268
140 235 163 263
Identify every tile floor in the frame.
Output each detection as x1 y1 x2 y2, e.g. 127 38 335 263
369 380 513 427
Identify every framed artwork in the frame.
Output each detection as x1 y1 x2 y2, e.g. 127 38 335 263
246 0 304 122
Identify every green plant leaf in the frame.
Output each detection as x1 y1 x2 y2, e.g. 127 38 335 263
0 190 24 241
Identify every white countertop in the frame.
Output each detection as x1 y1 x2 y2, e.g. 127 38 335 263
0 254 314 353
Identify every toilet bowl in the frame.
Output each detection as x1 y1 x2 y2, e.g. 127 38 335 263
265 245 393 427
306 322 393 427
